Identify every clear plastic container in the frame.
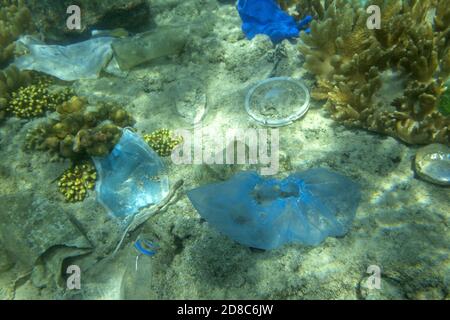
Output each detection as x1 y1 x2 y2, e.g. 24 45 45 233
245 77 310 127
119 237 158 300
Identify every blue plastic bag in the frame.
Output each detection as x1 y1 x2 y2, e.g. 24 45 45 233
236 0 312 43
93 128 169 224
187 169 361 250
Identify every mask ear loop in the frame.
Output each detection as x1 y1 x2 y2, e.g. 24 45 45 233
135 255 140 271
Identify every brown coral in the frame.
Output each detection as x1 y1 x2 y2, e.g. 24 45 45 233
0 0 34 67
298 0 450 145
25 97 135 159
0 65 32 120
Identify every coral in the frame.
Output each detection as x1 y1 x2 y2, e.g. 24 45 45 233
143 129 183 157
6 79 74 119
278 0 330 20
0 0 34 67
438 82 450 115
298 0 450 145
58 162 97 202
25 97 135 159
0 65 32 119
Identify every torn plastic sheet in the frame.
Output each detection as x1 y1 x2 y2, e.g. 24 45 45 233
92 128 170 225
13 35 120 81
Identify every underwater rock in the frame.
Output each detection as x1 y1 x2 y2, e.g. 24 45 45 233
415 144 450 186
0 244 13 273
93 129 169 224
187 168 361 250
25 0 150 42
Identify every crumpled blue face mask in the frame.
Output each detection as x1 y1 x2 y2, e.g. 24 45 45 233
236 0 312 43
187 168 361 250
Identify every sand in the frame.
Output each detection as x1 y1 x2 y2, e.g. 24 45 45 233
0 0 448 300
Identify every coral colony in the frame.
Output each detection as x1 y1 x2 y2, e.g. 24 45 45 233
291 0 449 144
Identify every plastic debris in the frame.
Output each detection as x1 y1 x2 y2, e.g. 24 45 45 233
187 168 361 250
134 238 159 257
414 144 450 186
14 35 115 81
120 238 156 299
111 25 188 71
245 77 310 127
112 19 212 71
93 128 169 224
236 0 312 43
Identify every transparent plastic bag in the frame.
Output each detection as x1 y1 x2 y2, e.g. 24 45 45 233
93 129 169 225
14 36 115 81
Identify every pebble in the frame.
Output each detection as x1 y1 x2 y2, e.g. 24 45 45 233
414 144 450 186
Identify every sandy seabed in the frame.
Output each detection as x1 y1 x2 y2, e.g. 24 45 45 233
0 0 448 300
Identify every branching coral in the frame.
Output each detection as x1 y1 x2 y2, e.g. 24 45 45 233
58 162 97 202
298 0 450 145
25 97 135 159
0 65 32 119
0 0 34 67
278 0 332 20
438 81 450 115
144 129 183 157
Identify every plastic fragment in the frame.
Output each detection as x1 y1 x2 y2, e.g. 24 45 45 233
187 168 361 250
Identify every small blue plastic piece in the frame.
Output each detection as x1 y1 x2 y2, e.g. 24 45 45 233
236 0 312 43
187 169 361 250
134 239 159 256
93 128 169 223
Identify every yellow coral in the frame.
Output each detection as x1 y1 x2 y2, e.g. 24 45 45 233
144 129 183 157
58 162 97 203
6 79 74 119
